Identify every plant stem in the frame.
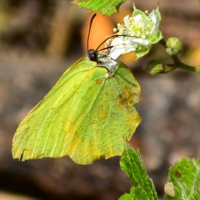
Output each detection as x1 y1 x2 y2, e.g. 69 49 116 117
159 39 200 73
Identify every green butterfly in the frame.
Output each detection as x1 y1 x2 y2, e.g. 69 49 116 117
12 15 141 165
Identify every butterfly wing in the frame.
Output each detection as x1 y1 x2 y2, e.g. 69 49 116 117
12 58 141 164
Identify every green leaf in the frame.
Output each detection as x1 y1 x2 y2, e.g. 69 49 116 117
12 58 141 165
165 157 200 199
73 0 126 15
145 60 177 75
135 46 151 59
119 144 158 200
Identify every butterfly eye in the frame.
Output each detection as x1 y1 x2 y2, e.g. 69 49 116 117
87 49 98 62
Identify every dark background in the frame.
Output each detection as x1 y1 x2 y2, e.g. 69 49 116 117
0 0 200 199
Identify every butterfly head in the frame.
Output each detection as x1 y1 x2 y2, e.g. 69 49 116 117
87 49 98 62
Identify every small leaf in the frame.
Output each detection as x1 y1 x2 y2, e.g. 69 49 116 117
119 144 158 200
145 60 177 75
165 157 200 199
73 0 126 15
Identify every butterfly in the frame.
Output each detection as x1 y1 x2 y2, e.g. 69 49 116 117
12 14 141 165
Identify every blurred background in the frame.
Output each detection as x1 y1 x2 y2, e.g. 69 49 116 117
0 0 200 199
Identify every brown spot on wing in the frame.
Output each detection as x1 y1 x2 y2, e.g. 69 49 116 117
92 120 98 124
96 79 102 84
123 86 136 106
117 86 137 108
98 113 108 119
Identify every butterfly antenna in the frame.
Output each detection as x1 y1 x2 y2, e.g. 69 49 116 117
96 34 127 51
96 34 137 51
87 14 97 51
98 45 114 52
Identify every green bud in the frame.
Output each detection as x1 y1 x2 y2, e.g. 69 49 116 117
166 37 183 55
145 60 176 75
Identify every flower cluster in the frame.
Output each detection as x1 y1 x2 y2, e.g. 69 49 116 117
109 5 163 60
